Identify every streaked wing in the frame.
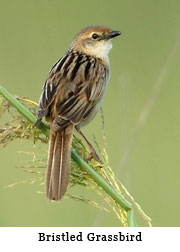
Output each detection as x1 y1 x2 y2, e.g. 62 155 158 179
53 53 108 127
36 50 109 128
36 53 69 122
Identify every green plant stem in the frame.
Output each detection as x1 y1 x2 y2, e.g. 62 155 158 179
0 85 49 137
127 210 138 227
0 84 137 227
72 150 131 211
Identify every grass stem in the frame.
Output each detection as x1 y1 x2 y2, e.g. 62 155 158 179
0 84 137 226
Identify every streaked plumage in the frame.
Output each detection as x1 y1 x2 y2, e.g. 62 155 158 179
36 26 121 201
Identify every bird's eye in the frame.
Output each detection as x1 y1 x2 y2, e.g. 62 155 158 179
91 33 99 39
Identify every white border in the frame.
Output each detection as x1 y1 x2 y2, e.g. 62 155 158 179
0 227 179 251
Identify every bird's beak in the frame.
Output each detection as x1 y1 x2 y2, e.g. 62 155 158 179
105 30 121 40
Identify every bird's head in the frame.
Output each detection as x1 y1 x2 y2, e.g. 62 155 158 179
70 26 121 59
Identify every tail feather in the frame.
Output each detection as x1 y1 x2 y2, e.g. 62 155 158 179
46 124 73 201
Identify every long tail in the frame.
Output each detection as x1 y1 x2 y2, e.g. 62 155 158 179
46 124 73 201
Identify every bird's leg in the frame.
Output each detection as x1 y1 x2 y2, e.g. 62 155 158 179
75 126 102 163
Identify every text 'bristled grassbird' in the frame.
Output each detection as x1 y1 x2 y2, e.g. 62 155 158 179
35 26 121 201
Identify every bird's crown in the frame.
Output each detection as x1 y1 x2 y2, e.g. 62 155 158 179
70 26 121 59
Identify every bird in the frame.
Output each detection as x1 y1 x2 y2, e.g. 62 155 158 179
35 26 121 201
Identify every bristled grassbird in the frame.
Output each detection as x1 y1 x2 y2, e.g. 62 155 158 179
35 26 121 201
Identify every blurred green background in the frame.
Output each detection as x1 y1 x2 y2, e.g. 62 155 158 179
0 0 180 227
